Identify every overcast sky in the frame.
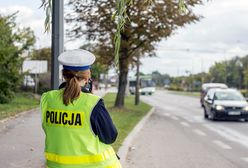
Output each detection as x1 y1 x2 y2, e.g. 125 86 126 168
0 0 248 76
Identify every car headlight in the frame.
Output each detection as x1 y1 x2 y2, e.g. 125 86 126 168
216 105 224 111
243 106 248 111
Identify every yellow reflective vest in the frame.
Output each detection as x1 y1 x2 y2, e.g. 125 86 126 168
41 90 121 168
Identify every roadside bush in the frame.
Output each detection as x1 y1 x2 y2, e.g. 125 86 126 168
168 85 183 91
0 88 15 104
0 14 35 103
240 89 248 97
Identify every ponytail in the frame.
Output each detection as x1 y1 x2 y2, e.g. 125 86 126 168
62 69 90 106
63 76 81 106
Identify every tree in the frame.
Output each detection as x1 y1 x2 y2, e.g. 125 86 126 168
0 14 35 103
135 55 140 105
66 0 202 108
152 71 169 87
31 47 51 71
241 55 248 90
79 44 109 81
209 62 227 84
208 56 245 88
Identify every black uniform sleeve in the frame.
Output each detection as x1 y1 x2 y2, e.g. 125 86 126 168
90 99 118 144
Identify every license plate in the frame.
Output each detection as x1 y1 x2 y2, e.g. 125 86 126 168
228 111 241 115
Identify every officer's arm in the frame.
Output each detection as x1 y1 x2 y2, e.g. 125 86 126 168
90 99 118 144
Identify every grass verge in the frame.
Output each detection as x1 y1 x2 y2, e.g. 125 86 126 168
0 92 39 120
104 93 152 151
167 90 200 97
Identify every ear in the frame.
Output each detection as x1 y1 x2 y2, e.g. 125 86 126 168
84 78 89 83
79 79 87 86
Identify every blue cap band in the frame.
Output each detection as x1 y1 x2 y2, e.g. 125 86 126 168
63 65 91 71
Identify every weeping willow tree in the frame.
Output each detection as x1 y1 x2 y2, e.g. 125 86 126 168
41 0 203 108
41 0 186 65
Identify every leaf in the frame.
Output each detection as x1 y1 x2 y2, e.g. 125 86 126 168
179 0 187 13
40 0 52 33
111 11 117 21
114 0 131 69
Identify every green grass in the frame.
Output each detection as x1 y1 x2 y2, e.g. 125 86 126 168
167 90 200 97
0 92 39 120
103 93 152 151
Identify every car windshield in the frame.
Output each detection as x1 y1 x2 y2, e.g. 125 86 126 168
129 81 136 87
214 91 245 101
140 79 155 88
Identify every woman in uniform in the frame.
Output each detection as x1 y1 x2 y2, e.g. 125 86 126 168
40 49 121 168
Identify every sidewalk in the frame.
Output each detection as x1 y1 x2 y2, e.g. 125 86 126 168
0 90 107 168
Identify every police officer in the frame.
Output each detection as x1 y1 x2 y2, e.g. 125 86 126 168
41 49 121 168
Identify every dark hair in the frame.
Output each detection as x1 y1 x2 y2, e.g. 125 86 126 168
62 69 90 106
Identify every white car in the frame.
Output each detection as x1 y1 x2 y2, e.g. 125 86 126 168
23 75 35 87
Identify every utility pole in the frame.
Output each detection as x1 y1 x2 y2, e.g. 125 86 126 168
51 0 64 89
135 55 140 105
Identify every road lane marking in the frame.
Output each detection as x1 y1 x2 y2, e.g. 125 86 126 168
193 129 206 136
182 117 194 123
213 140 232 149
204 124 248 149
241 157 248 162
163 113 171 117
182 116 204 123
171 116 179 120
180 122 190 127
192 116 205 123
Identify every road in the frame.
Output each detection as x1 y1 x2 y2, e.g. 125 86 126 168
125 90 248 168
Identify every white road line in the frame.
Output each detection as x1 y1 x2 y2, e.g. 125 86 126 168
183 116 194 123
171 116 179 120
213 140 232 149
193 129 206 136
180 122 190 127
192 116 205 123
182 116 204 123
204 124 248 149
241 157 248 162
163 113 171 117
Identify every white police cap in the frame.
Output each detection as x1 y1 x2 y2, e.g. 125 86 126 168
58 49 96 71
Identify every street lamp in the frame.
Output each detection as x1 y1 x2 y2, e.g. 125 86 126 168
235 60 243 89
185 70 192 91
51 0 64 89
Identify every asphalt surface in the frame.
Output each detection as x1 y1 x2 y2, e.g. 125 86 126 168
0 108 45 168
125 90 248 168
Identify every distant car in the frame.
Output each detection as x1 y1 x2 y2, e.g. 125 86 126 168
203 88 248 121
200 83 228 107
129 77 156 95
164 85 170 89
23 75 35 87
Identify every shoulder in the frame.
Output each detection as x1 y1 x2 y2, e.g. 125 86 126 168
41 90 62 101
82 92 101 101
79 92 101 107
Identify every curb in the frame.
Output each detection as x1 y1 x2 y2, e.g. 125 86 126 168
117 107 155 167
0 107 39 124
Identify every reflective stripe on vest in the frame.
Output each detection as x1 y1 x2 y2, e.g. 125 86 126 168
45 147 115 165
106 160 122 168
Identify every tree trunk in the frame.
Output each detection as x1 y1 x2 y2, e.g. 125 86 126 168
135 56 140 105
114 54 129 108
114 30 130 108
